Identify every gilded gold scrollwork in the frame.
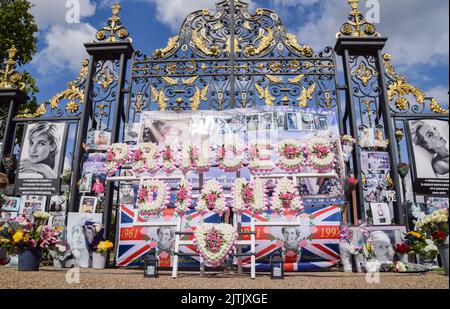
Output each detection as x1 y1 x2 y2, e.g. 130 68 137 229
95 1 131 43
352 63 378 86
244 28 274 56
153 36 180 59
0 46 25 91
297 83 316 108
285 33 313 57
192 29 221 56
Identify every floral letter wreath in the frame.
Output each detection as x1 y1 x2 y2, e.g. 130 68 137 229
194 223 237 267
174 179 192 216
161 143 177 173
277 139 308 172
137 179 171 218
196 179 227 215
106 143 132 176
181 142 211 172
270 177 304 215
308 138 336 172
133 143 160 174
216 141 245 172
232 178 268 215
247 140 275 174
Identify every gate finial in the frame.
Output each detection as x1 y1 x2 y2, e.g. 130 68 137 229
95 1 131 43
336 0 380 38
0 45 25 90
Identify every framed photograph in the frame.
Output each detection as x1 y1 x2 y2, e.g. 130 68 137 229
49 195 67 215
299 113 314 130
79 196 98 214
124 123 141 143
48 214 66 231
424 196 449 212
277 112 286 130
373 128 388 149
79 173 93 193
370 203 392 225
19 196 47 217
67 212 103 268
1 197 21 212
119 182 135 205
407 119 449 196
246 114 259 132
358 127 375 148
361 151 390 171
82 153 106 174
93 131 111 151
1 211 18 220
313 114 328 130
258 112 275 131
140 113 192 145
286 113 299 131
16 122 66 195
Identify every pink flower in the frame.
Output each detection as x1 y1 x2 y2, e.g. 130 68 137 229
138 189 147 201
29 239 37 248
285 250 296 258
135 149 142 161
149 241 157 249
160 251 169 259
299 240 308 247
140 227 148 235
310 226 318 234
106 150 114 161
163 147 172 160
300 213 309 219
178 186 187 200
217 146 225 159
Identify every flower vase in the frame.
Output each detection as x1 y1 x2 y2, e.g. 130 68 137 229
438 237 449 276
0 248 9 265
18 248 41 271
365 259 380 273
354 254 366 273
92 252 107 269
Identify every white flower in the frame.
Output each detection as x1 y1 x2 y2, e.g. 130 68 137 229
33 211 50 220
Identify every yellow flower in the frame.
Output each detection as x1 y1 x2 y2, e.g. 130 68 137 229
0 237 10 244
12 230 24 243
97 240 114 252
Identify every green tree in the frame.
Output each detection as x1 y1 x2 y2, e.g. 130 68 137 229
0 0 39 99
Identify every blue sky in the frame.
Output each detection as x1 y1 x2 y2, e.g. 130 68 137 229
24 0 449 108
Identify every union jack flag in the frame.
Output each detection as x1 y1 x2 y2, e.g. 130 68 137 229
116 205 220 267
239 205 341 271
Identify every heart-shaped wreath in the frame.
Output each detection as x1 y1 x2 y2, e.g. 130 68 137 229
193 223 237 267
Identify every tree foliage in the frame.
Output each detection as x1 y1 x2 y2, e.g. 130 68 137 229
0 0 39 97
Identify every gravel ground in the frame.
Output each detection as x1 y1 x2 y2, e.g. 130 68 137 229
0 266 448 289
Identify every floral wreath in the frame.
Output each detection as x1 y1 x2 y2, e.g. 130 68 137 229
232 178 268 215
161 144 177 173
180 142 211 172
308 138 336 172
270 177 304 215
137 179 171 217
174 179 192 216
193 223 237 267
106 143 132 176
247 140 275 174
276 139 308 172
132 143 160 174
216 141 245 172
196 179 227 215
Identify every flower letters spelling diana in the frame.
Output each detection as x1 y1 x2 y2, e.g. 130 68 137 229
106 143 132 176
308 138 336 172
161 143 177 173
196 179 227 215
180 141 211 172
137 179 171 217
277 139 308 172
216 140 245 172
174 179 192 216
247 140 275 173
133 143 160 174
270 177 304 215
232 178 268 215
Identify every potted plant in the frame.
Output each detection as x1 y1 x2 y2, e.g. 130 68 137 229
91 240 113 269
415 208 449 275
0 212 58 271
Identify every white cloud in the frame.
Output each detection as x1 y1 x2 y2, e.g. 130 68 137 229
292 0 449 69
425 85 449 106
30 0 96 30
32 23 97 76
